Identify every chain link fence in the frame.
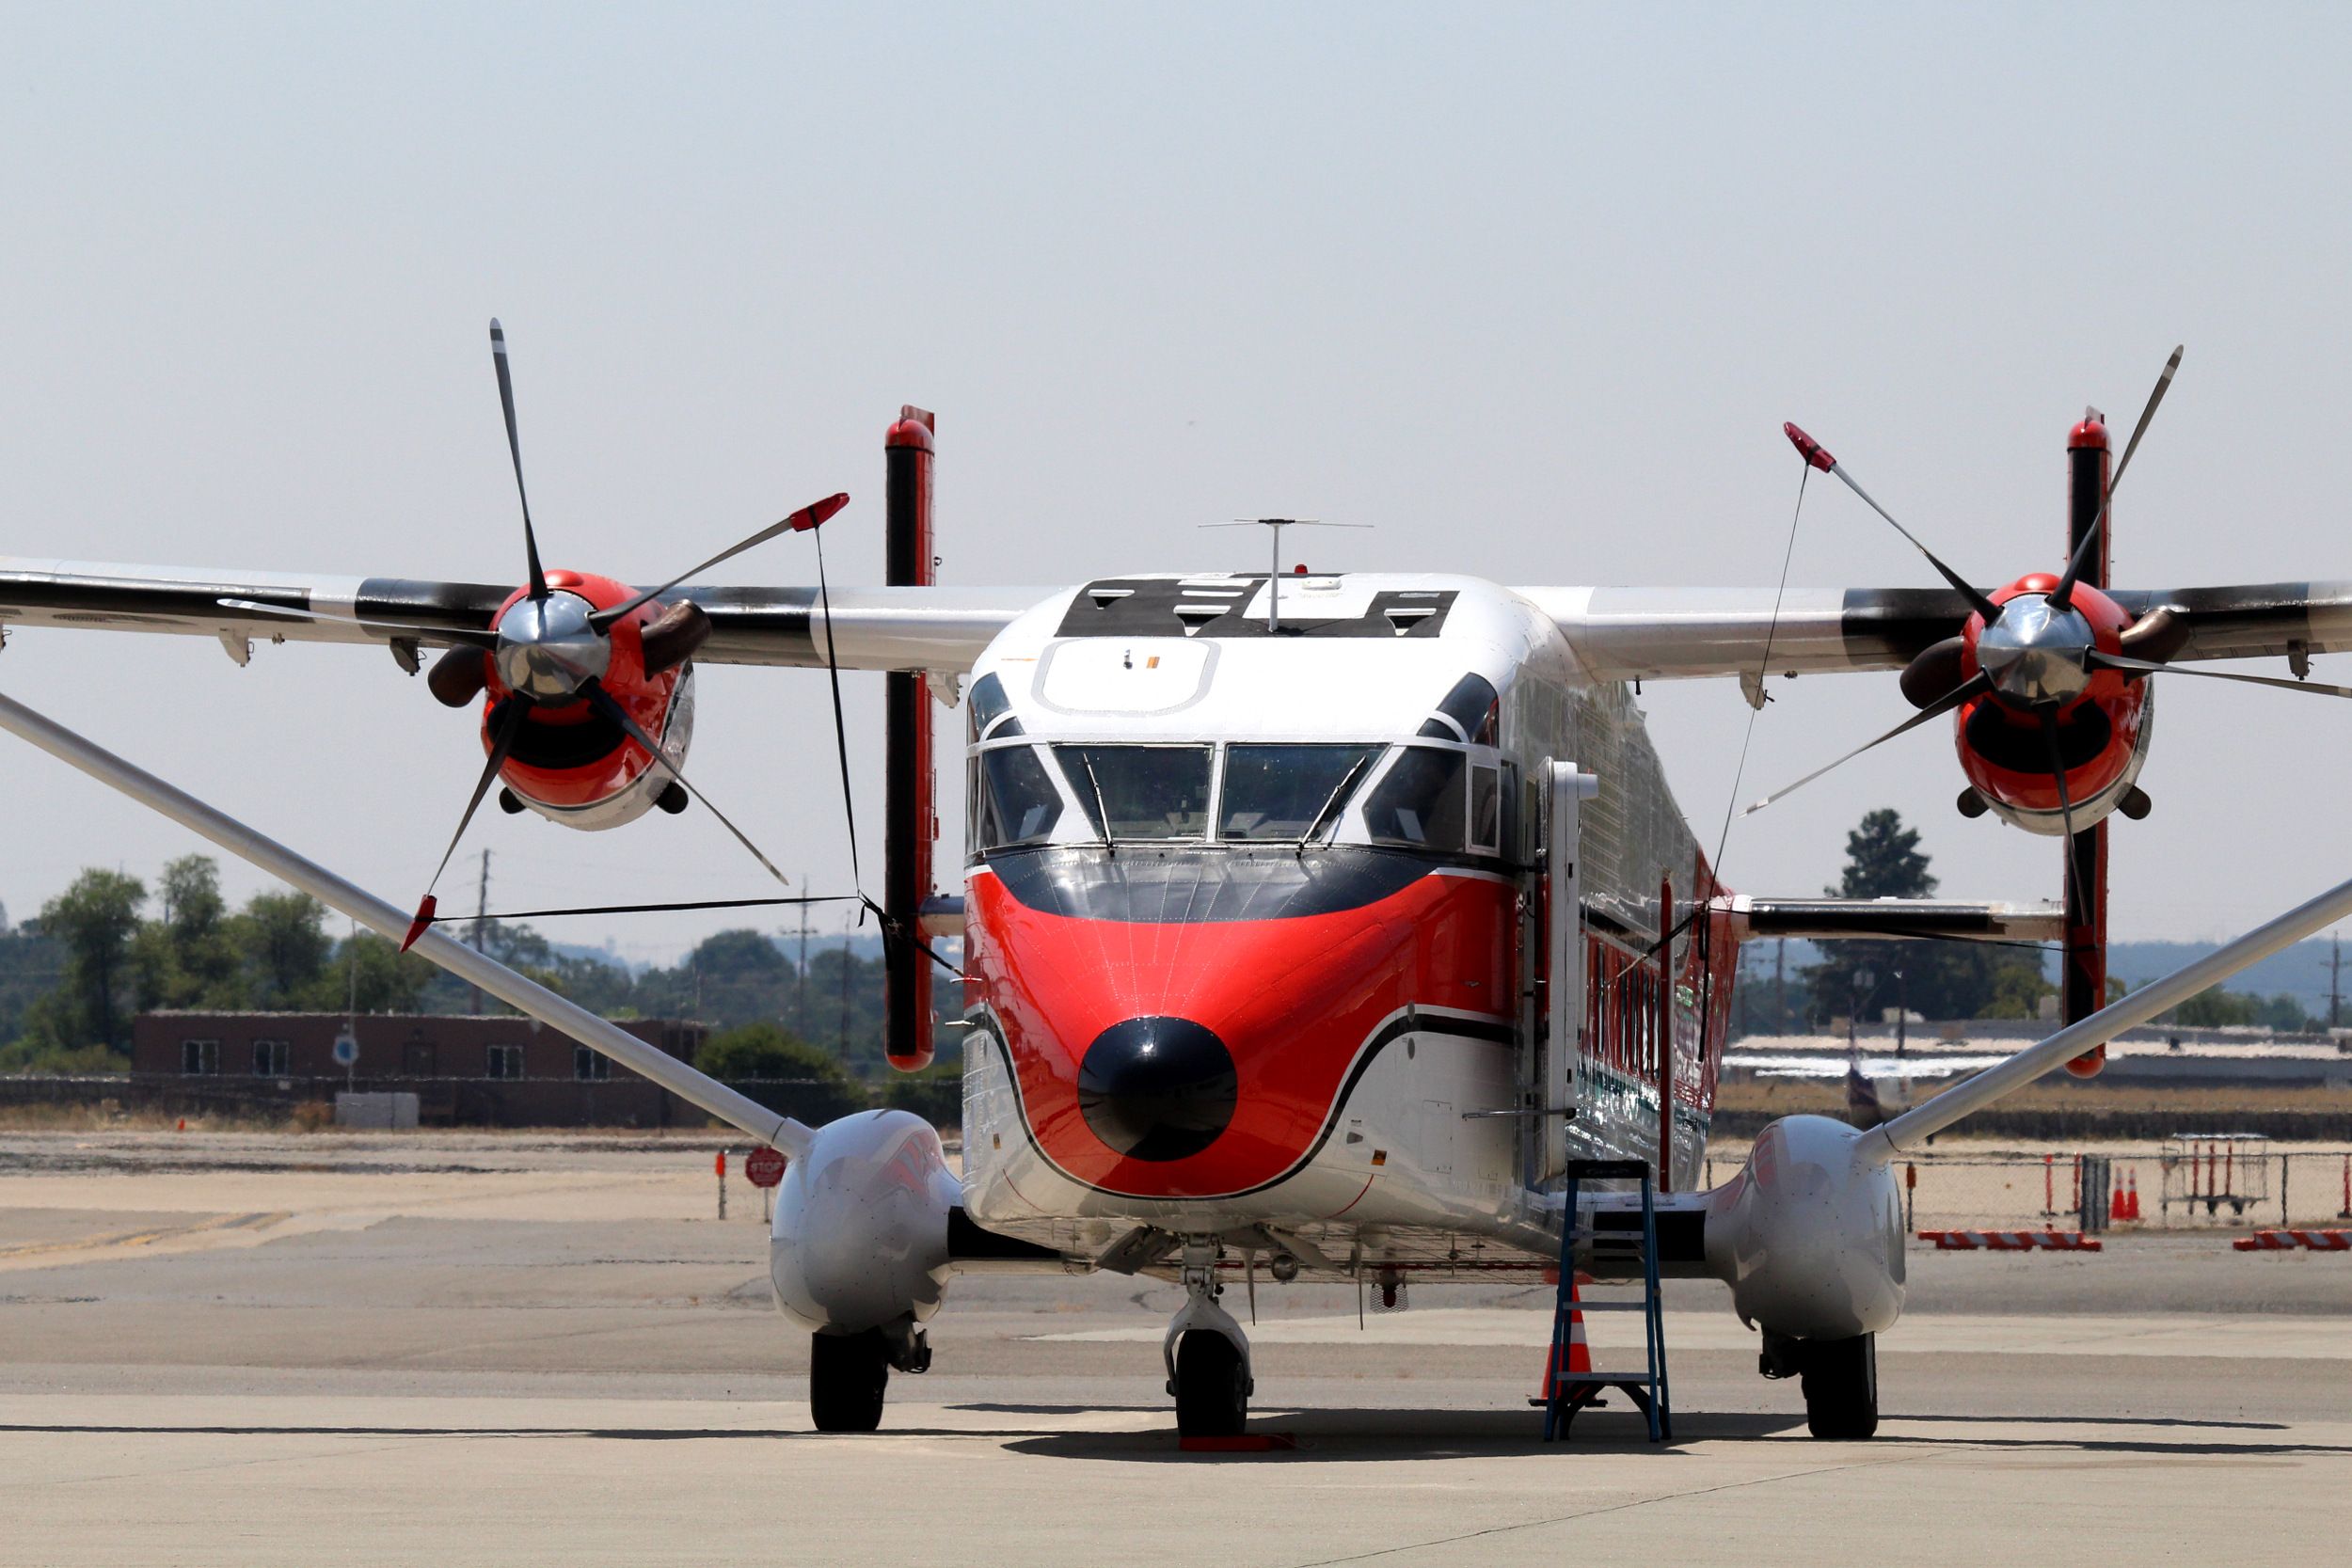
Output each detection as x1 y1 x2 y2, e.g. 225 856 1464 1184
1706 1143 2352 1231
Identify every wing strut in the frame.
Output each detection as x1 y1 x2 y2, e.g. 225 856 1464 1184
0 688 810 1157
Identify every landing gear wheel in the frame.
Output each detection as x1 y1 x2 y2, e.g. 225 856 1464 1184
1801 1333 1878 1440
1173 1329 1248 1438
809 1329 890 1433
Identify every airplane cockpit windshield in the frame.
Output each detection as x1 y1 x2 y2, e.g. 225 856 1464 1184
969 736 1505 860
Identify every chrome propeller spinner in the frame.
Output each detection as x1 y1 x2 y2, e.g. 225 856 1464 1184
1974 594 2093 708
492 590 610 702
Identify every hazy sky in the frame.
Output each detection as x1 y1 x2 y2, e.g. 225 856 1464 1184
5 4 2352 962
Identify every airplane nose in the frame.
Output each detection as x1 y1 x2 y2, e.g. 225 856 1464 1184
1077 1016 1237 1163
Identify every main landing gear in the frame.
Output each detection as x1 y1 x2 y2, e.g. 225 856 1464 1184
1166 1240 1252 1438
1761 1329 1879 1440
808 1323 930 1433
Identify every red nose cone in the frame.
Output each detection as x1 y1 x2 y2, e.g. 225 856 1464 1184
2068 419 2109 451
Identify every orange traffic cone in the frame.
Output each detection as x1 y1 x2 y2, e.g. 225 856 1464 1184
2111 1176 2128 1223
2123 1170 2141 1221
1537 1279 1596 1399
176 1117 185 1132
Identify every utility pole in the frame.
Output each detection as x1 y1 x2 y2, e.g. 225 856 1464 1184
1774 939 1788 1035
796 879 811 1037
837 916 852 1062
2331 931 2343 1032
469 848 491 1016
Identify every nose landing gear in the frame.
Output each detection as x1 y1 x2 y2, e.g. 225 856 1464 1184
1165 1240 1252 1438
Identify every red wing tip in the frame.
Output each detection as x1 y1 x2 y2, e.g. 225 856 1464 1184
401 896 437 953
792 492 850 532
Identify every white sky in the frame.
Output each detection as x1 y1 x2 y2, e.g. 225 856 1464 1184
5 4 2351 962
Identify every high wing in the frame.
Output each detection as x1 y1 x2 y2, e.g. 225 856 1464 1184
7 556 2350 684
1530 582 2352 681
0 556 1051 673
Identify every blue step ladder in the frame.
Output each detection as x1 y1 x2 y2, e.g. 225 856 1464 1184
1541 1157 1672 1443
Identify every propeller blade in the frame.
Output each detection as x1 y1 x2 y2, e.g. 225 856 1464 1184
590 492 850 633
489 320 548 602
579 681 789 886
1741 671 1992 816
2040 712 2092 925
403 697 532 950
2090 648 2352 699
2052 344 2184 610
1785 423 2000 620
215 598 499 651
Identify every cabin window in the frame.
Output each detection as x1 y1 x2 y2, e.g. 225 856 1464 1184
181 1038 218 1076
1218 745 1381 841
485 1044 523 1081
1361 747 1470 852
971 746 1065 850
250 1039 289 1077
574 1046 610 1082
1053 745 1212 840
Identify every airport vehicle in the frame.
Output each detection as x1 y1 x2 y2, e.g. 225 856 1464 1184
7 334 2351 1441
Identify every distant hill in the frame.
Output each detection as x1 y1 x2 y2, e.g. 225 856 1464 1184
1740 935 2352 1015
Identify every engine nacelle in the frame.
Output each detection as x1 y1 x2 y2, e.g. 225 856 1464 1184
1950 576 2153 837
437 569 699 832
1703 1115 1906 1341
770 1109 959 1338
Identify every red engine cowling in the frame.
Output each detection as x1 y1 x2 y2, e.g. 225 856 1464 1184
471 570 695 831
1951 574 2153 837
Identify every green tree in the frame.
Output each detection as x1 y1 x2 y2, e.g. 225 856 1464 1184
297 932 436 1014
234 890 331 1006
36 870 147 1051
130 855 246 1009
697 1020 866 1122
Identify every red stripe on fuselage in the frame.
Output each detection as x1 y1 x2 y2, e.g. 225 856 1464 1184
967 863 1514 1198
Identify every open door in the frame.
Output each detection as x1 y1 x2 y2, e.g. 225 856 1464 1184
1542 760 1597 1183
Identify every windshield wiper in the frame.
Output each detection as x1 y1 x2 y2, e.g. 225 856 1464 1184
1295 752 1375 858
1075 752 1117 858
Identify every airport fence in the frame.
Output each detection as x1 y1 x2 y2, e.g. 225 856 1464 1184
1703 1143 2352 1231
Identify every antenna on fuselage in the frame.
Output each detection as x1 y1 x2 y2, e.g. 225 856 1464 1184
1199 517 1372 632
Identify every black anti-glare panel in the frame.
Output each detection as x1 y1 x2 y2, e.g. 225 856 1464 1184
1053 576 1457 641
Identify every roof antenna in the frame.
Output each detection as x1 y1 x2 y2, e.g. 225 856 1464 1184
1199 517 1371 632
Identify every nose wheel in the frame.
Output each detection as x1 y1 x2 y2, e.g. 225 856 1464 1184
808 1329 890 1433
1165 1241 1253 1438
1800 1333 1878 1440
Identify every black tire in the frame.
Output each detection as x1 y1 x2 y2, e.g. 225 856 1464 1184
1801 1333 1878 1440
1173 1329 1248 1438
809 1329 890 1433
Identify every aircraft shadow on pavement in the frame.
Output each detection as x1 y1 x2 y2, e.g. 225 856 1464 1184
0 1422 1070 1443
998 1406 1807 1463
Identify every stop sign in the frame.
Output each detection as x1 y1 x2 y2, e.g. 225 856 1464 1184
744 1146 787 1189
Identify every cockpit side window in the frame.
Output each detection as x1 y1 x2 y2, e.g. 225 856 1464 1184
966 672 1023 742
1416 672 1501 745
971 745 1063 851
1361 746 1470 852
1053 745 1213 840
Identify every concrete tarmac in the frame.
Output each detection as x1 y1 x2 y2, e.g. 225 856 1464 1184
2 1131 2346 1566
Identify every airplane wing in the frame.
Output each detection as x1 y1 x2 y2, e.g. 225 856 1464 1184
1530 582 2352 682
0 556 1050 673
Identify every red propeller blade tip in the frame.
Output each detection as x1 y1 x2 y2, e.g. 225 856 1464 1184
401 895 437 953
790 493 850 532
1784 422 1836 472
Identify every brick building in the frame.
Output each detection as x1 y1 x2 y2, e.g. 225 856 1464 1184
130 1011 709 1128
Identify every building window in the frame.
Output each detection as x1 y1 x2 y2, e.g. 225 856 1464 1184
573 1046 609 1082
486 1044 523 1081
251 1039 289 1077
181 1039 218 1076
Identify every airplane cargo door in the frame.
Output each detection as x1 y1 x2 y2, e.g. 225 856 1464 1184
1545 761 1597 1182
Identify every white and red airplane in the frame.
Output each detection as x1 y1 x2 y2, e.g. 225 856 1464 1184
6 333 2352 1441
